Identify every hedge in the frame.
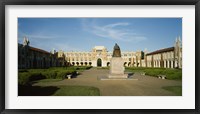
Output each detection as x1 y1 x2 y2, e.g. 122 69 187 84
18 72 46 85
18 68 77 85
126 67 182 80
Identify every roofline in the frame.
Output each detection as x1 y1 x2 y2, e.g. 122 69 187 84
146 47 174 56
29 46 50 54
18 43 50 54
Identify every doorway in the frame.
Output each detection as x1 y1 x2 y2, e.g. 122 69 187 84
97 58 102 67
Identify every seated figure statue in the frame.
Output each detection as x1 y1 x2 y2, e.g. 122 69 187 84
112 43 121 57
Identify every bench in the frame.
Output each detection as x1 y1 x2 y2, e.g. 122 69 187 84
140 72 146 76
67 74 72 79
157 75 166 79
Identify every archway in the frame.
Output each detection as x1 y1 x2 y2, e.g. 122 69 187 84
97 58 102 67
107 62 110 66
124 62 127 67
128 62 131 67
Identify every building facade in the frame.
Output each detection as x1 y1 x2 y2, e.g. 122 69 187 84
144 37 182 68
18 37 65 69
18 36 182 69
64 46 142 67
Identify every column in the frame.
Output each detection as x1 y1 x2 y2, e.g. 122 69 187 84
171 61 174 68
167 60 170 68
164 60 166 68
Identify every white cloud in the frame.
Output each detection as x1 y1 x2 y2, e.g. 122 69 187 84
26 35 56 39
18 30 63 40
81 19 147 42
53 43 82 52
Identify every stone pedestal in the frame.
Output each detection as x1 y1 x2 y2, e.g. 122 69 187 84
108 57 128 78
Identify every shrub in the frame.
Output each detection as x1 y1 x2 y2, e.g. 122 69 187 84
18 69 28 73
18 72 46 85
42 71 57 79
164 69 182 80
57 71 67 79
18 72 31 85
126 67 182 80
56 70 76 79
18 67 78 84
29 72 46 81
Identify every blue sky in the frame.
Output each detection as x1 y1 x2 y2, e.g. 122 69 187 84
18 18 182 52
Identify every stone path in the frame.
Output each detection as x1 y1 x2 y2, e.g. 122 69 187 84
33 68 182 96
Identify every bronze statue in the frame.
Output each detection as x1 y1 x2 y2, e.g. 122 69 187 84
112 43 121 57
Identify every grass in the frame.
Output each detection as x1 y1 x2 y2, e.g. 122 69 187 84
18 66 96 96
18 85 100 96
18 66 92 86
53 86 100 96
35 79 62 83
125 67 182 80
96 67 109 69
162 86 182 96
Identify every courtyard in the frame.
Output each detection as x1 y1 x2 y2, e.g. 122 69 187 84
19 67 182 96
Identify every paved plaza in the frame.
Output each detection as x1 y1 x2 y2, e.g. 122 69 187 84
33 68 182 96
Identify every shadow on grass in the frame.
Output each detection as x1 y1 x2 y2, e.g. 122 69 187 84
19 84 100 96
18 85 59 96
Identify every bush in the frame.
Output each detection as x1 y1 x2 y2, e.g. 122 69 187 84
57 71 67 79
164 69 182 80
29 72 46 81
18 72 31 85
86 66 92 69
66 66 92 70
56 70 76 79
18 72 46 85
18 69 28 73
126 67 182 80
42 71 57 79
18 67 78 85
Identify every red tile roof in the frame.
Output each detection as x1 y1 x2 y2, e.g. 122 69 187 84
29 46 50 54
146 47 174 55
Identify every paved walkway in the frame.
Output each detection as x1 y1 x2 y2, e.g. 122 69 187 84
34 68 182 96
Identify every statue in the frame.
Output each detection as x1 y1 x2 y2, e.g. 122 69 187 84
108 43 128 79
23 36 30 47
112 43 121 57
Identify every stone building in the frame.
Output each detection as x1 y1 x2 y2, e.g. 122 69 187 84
143 37 182 68
18 36 182 69
18 37 64 69
64 46 142 67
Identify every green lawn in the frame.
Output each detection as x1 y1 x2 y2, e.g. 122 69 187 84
18 85 100 96
162 86 182 96
125 67 182 80
18 66 99 96
35 79 62 83
53 86 100 96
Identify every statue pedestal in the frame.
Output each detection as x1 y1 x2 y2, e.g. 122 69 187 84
108 57 128 78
